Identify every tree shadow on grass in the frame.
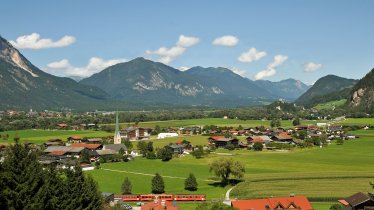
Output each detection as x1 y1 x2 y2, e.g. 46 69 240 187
208 179 243 187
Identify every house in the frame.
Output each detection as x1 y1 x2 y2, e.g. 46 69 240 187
158 133 178 139
338 192 374 210
120 127 152 140
83 138 102 144
45 139 64 146
231 196 314 210
141 199 179 210
67 136 82 143
167 144 185 154
271 132 294 144
246 135 272 145
208 136 239 148
71 143 103 150
43 146 87 159
103 144 128 154
56 123 68 129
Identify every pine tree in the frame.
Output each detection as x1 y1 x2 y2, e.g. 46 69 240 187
121 177 132 194
151 173 165 194
184 173 198 191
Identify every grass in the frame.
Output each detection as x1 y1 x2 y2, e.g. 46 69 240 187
88 134 374 203
338 118 374 126
314 99 347 110
114 118 326 129
0 129 111 144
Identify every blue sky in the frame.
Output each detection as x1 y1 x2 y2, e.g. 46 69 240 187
1 0 373 84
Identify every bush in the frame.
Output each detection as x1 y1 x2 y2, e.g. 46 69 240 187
252 142 263 151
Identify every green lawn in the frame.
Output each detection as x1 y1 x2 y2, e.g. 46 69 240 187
338 118 374 126
0 129 111 144
314 99 346 110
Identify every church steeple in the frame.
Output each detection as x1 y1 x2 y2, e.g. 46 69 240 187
113 111 121 144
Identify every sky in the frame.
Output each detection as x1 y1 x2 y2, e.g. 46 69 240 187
1 0 373 84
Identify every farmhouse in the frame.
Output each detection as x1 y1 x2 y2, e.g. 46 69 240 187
120 127 151 140
231 196 313 210
271 132 294 144
338 192 374 210
71 143 103 150
208 136 239 148
67 136 82 143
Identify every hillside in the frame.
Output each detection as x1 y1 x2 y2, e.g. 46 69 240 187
348 68 374 113
254 79 310 100
295 75 357 106
0 36 111 111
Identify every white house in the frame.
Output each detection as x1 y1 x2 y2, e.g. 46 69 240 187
157 133 178 139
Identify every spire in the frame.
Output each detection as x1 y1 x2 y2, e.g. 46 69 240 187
113 111 121 144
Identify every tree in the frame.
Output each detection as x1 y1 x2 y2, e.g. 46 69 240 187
160 146 173 161
81 149 91 163
121 177 132 194
292 117 300 126
191 145 204 159
252 142 263 151
185 173 198 191
147 141 154 153
151 173 165 194
209 158 245 184
225 142 235 150
123 140 133 150
337 138 344 145
238 125 243 130
137 141 148 157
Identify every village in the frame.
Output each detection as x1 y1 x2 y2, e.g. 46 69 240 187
15 113 368 210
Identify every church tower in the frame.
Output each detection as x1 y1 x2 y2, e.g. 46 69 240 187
113 111 121 144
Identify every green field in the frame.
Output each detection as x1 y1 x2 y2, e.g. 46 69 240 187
116 118 326 129
314 99 347 110
338 118 374 126
88 134 374 205
0 129 110 144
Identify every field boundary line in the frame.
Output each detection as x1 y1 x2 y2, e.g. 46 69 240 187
101 168 215 182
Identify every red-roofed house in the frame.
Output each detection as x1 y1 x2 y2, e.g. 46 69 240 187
68 136 82 143
231 196 314 210
140 199 179 210
208 136 239 148
271 132 294 144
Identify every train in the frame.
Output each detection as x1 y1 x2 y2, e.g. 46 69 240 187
114 194 206 202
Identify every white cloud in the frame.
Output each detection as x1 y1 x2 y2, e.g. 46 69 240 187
176 35 200 47
238 48 267 63
254 54 288 80
146 35 199 64
179 66 190 71
229 67 247 77
304 62 322 72
45 57 126 77
212 35 239 47
10 33 76 49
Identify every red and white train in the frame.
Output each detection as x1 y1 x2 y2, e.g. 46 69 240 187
114 194 206 202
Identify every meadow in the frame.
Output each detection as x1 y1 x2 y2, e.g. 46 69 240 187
87 134 374 209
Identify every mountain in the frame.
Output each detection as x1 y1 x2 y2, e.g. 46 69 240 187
348 68 374 113
295 75 358 106
0 36 110 111
254 79 310 100
185 66 274 98
80 59 276 106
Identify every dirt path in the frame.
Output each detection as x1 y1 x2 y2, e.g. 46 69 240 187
101 168 215 182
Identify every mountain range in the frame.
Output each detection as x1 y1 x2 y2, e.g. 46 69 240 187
1 35 372 112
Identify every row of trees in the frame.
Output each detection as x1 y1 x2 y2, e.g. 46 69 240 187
121 173 198 194
0 143 103 209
